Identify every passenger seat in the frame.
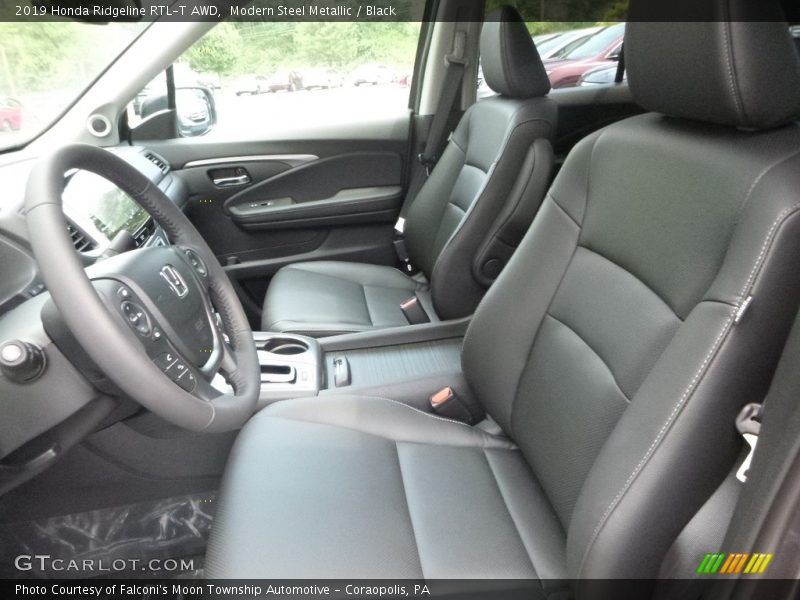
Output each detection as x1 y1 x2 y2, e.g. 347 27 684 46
261 6 557 336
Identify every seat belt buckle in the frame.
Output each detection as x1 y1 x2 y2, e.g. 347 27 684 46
393 238 417 275
735 403 763 483
430 386 474 423
400 294 430 325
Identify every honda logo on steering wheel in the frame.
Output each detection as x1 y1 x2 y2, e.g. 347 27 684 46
160 265 188 298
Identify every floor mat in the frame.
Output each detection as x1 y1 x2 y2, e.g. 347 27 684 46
0 491 216 579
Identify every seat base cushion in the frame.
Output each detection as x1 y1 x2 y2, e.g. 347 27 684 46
261 261 436 336
206 396 568 583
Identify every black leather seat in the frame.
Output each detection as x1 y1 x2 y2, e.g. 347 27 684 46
262 7 557 336
208 3 800 589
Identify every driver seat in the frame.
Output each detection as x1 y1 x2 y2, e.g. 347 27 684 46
207 5 800 589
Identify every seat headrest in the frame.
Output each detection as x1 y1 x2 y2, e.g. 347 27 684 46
626 0 800 129
480 6 551 99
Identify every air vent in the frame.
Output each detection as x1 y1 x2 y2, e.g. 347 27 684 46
67 223 96 252
144 151 169 175
134 219 157 247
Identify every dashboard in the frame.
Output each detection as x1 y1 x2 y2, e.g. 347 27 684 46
0 146 187 316
0 145 191 485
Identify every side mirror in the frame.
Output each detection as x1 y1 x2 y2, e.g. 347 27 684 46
136 86 216 139
607 48 621 61
174 86 216 137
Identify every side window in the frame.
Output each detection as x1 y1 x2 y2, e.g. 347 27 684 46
127 22 421 139
477 21 627 98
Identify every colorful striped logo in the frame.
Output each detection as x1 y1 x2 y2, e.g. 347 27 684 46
696 552 774 575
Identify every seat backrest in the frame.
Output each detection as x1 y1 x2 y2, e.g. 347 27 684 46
462 2 800 585
403 6 557 320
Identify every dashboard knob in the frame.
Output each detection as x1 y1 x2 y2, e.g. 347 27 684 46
0 340 46 384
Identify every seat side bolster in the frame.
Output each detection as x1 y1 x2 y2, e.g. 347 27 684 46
471 137 555 288
430 98 558 320
567 175 800 581
462 130 599 433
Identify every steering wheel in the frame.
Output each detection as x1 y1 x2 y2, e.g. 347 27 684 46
24 144 260 432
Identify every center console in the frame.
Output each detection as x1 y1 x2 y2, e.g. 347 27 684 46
252 318 472 411
253 332 323 403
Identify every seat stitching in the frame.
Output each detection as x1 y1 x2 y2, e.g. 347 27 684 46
577 203 800 577
481 448 540 578
507 133 599 439
576 245 683 323
546 192 580 227
445 200 468 213
500 20 513 94
509 240 581 442
738 204 800 299
462 161 488 174
360 284 374 326
283 263 413 287
720 2 746 124
544 313 632 403
395 442 426 578
576 307 736 578
450 135 467 155
733 148 800 219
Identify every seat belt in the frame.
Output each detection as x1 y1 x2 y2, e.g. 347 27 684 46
614 42 626 83
417 30 468 175
394 29 468 274
653 402 765 599
734 403 762 484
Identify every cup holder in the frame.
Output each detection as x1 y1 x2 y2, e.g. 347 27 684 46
260 337 309 356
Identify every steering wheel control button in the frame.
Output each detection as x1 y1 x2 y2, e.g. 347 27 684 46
117 286 131 299
154 351 178 371
152 328 162 341
120 300 151 336
183 248 208 277
176 371 197 392
154 352 195 391
170 362 189 380
26 282 46 297
0 340 46 384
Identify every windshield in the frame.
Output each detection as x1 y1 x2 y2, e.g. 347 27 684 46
0 22 148 152
562 23 625 60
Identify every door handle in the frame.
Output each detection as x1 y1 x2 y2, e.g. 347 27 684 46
213 173 251 187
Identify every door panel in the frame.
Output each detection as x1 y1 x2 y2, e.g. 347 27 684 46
223 151 403 231
145 114 411 328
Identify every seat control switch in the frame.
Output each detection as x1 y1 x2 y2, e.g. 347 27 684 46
332 356 350 387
